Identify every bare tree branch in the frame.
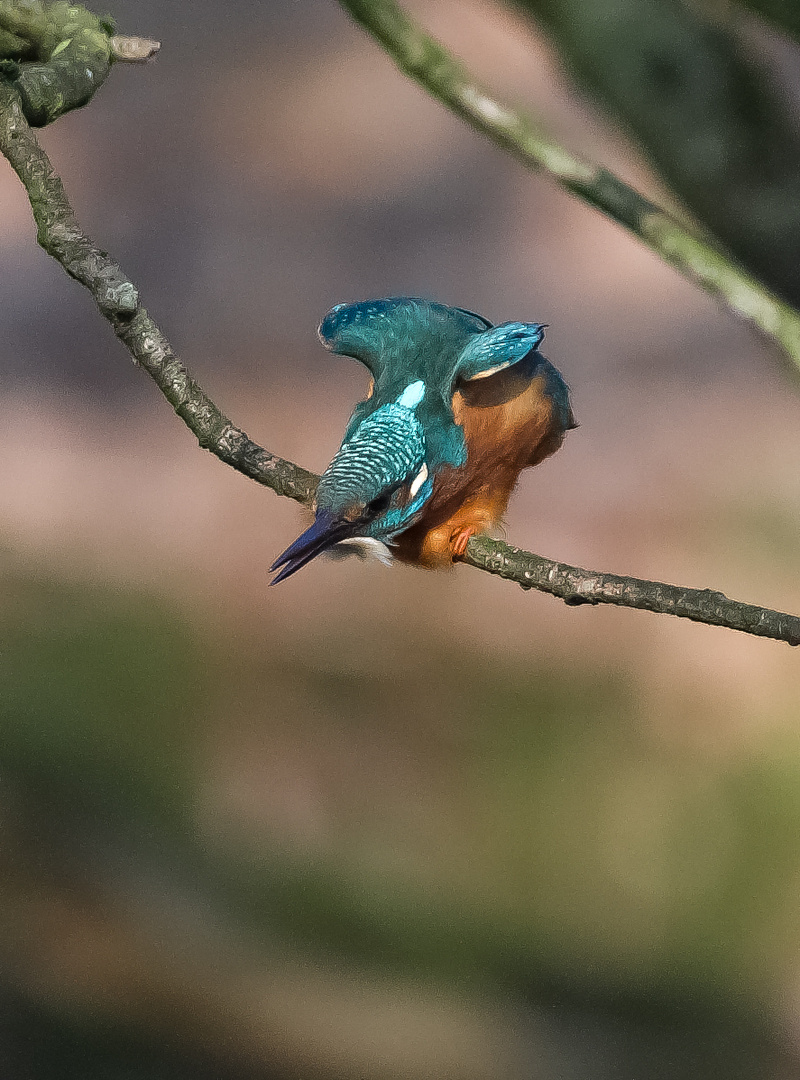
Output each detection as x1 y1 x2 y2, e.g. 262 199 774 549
462 537 800 644
514 0 800 309
338 0 800 379
0 79 318 504
0 63 796 645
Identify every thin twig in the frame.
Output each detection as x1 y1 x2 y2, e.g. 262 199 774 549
0 79 796 645
110 35 161 63
338 0 800 377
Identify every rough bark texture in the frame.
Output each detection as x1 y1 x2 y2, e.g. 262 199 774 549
0 79 318 504
462 537 800 645
0 10 797 644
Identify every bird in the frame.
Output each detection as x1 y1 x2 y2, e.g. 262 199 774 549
270 297 575 584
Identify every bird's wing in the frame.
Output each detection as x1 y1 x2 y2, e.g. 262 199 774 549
454 322 546 382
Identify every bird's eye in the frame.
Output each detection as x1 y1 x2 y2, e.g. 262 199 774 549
368 492 392 515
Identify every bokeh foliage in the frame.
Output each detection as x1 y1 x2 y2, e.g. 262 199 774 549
2 547 800 1076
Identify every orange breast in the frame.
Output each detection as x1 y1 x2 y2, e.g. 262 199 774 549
392 374 565 567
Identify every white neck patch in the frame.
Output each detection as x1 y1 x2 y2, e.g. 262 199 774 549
396 380 425 410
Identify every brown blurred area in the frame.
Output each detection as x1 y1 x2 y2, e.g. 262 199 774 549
0 1 799 1078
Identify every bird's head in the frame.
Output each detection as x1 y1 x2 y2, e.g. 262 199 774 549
270 298 556 583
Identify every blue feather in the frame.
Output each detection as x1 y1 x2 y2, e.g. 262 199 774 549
317 400 426 518
455 322 546 382
271 298 574 582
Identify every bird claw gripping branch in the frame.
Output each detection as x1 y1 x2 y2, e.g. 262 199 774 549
270 297 575 584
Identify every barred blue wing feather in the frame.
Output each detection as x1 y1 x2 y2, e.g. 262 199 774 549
317 401 426 519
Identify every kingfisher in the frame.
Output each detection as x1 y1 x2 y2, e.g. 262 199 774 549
270 298 575 584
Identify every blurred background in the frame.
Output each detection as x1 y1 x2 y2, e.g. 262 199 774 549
1 0 799 1076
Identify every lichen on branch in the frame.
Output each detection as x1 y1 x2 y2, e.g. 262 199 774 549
0 7 796 645
0 77 318 503
0 0 128 124
462 537 800 645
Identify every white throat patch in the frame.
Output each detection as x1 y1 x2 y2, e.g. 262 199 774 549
328 537 394 566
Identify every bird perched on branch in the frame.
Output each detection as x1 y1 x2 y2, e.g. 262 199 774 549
270 297 575 584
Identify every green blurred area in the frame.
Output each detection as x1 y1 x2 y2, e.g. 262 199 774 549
1 541 799 1078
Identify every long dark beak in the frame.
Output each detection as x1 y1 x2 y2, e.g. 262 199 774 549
270 510 361 585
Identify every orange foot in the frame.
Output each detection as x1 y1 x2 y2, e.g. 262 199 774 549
450 526 477 560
